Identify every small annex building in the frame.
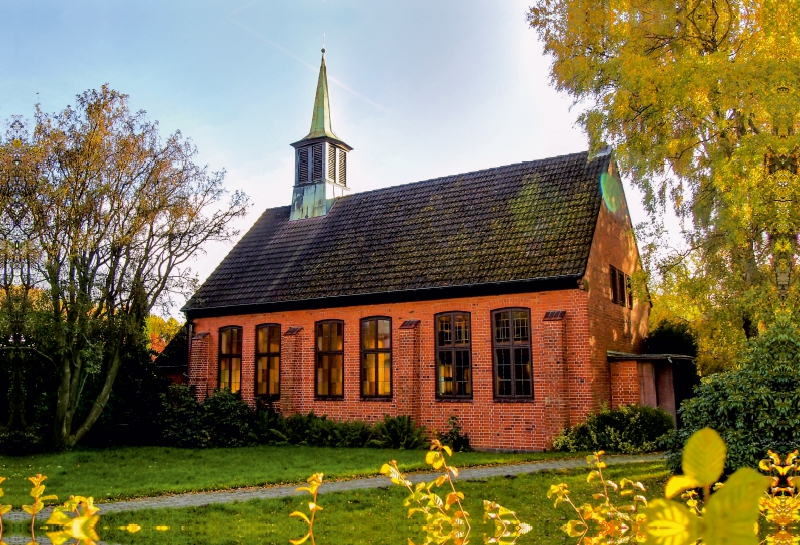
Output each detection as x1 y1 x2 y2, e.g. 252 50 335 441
183 50 678 451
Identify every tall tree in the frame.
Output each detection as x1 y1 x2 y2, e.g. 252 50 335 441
528 0 800 371
1 87 249 449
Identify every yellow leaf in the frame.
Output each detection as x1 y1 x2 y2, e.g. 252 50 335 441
681 428 726 487
702 468 771 545
289 532 312 545
563 519 587 537
0 504 11 515
644 499 702 545
425 451 438 466
289 511 311 524
665 475 701 499
443 446 452 457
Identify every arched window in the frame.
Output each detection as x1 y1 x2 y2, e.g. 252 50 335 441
435 312 472 399
491 308 533 399
219 326 242 393
360 317 392 397
315 320 344 398
255 324 281 397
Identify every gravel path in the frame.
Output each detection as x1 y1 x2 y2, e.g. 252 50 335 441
5 453 662 522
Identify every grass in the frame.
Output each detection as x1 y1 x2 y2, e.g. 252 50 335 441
0 444 590 506
87 460 669 545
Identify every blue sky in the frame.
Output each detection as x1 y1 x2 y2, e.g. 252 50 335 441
3 0 650 313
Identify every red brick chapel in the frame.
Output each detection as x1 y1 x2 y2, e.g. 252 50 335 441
182 49 680 451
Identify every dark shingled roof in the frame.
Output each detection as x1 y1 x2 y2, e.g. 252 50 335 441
185 150 611 315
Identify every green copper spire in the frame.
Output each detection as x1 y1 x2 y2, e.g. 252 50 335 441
303 48 339 141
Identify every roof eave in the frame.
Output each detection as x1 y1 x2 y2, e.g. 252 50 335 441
183 274 583 319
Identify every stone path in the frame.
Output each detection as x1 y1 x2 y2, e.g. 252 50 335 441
5 453 661 522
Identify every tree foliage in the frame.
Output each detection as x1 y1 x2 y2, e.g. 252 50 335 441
0 87 249 449
528 0 800 371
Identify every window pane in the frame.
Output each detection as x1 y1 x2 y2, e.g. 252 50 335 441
514 348 532 397
256 356 268 395
513 311 530 342
317 355 329 395
437 350 453 395
377 319 391 349
331 322 343 351
362 353 376 396
495 348 512 396
378 353 391 396
362 319 376 350
610 267 619 304
455 350 471 396
257 326 268 354
220 329 231 355
494 311 510 344
269 325 281 353
269 356 280 395
231 357 241 393
330 354 343 395
454 314 470 345
437 315 452 346
617 270 626 307
317 323 329 351
220 357 231 389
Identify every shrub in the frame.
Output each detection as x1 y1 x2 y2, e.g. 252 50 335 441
666 323 800 473
160 385 209 448
203 389 257 448
437 416 471 452
552 404 674 454
369 415 429 450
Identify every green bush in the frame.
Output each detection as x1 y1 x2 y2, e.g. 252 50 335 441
369 414 429 450
203 389 258 448
160 385 210 448
552 404 674 454
666 323 800 473
437 416 471 452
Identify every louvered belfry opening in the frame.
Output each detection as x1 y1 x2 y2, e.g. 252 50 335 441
327 144 336 181
297 147 309 184
338 148 346 187
312 143 324 181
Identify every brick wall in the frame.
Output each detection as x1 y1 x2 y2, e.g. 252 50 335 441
580 161 650 422
189 285 641 451
610 361 640 407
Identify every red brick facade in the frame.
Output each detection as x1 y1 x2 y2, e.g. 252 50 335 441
187 171 652 451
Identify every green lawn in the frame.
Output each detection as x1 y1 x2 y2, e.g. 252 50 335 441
90 461 669 545
0 445 589 506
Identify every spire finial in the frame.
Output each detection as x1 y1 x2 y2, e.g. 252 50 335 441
322 33 325 54
302 42 338 141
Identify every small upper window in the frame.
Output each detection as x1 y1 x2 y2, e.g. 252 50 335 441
361 317 392 397
219 326 242 393
316 320 344 398
256 324 281 398
492 309 533 399
435 312 472 399
610 265 633 309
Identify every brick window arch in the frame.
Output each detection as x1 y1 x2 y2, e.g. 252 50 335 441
435 312 472 399
360 317 392 398
255 324 281 398
219 326 242 393
491 308 533 399
315 320 344 398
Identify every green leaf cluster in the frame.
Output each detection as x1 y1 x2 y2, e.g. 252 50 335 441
665 323 800 472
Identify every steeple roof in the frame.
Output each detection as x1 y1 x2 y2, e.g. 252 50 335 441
302 49 339 141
